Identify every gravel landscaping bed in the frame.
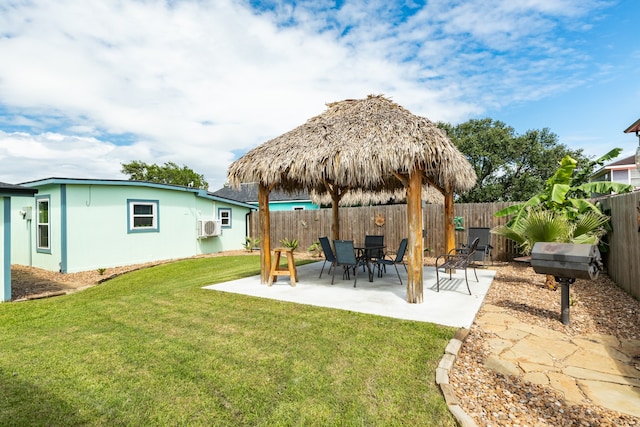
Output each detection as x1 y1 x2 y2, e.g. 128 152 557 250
447 260 640 427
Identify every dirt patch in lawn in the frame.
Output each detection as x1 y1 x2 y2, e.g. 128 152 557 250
9 250 320 301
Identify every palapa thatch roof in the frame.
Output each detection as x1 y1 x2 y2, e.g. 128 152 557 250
309 186 444 207
228 94 476 195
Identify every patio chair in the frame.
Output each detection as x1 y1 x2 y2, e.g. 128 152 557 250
376 238 408 285
466 227 493 266
318 236 336 278
332 240 367 287
435 237 480 295
362 235 385 271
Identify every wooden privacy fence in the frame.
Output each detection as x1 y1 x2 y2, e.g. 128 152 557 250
599 191 640 300
249 202 520 261
249 194 640 299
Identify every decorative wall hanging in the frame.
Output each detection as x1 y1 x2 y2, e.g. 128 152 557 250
374 213 385 227
454 216 465 231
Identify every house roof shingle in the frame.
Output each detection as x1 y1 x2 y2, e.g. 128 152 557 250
212 183 311 203
0 182 38 197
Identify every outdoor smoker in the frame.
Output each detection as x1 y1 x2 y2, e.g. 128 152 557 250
530 242 603 325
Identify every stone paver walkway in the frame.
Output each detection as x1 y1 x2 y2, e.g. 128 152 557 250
476 304 640 418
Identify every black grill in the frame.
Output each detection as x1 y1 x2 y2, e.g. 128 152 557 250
530 242 603 325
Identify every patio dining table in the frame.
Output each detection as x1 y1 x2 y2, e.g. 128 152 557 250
354 245 386 282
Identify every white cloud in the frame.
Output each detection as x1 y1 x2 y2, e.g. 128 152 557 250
0 0 623 188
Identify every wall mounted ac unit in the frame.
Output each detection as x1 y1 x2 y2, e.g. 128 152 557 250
198 219 221 238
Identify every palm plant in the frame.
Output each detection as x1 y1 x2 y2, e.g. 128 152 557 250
493 148 633 256
279 238 299 251
493 208 609 256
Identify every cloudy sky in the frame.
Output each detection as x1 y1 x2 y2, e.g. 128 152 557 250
1 0 638 190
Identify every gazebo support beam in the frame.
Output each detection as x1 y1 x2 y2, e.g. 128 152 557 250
444 187 455 255
406 168 424 303
258 183 271 284
331 198 340 241
323 179 347 241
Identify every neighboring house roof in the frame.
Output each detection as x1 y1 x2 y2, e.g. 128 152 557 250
17 178 256 209
591 155 636 177
602 155 635 168
0 182 38 197
624 118 640 134
212 182 312 203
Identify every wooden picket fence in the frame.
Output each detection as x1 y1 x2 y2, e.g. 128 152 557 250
249 202 520 261
599 191 640 299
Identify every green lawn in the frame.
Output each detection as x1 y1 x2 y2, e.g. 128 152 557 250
0 256 457 426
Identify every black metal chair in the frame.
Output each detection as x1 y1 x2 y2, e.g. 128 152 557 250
364 235 385 257
362 235 385 271
318 237 336 278
332 240 367 287
435 237 480 295
466 227 493 266
376 238 408 285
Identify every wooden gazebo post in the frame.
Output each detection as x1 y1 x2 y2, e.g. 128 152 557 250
406 168 424 303
330 194 340 242
324 180 347 241
258 183 271 284
444 186 456 255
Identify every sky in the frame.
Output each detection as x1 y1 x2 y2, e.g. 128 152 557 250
1 0 639 190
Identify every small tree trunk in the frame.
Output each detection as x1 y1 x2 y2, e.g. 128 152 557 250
545 274 557 291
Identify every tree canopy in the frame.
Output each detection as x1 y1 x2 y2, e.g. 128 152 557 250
120 161 209 190
437 118 589 203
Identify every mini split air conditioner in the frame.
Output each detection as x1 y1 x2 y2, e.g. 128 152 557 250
198 219 221 238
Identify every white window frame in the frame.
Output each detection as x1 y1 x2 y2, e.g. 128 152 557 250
127 199 159 233
36 196 51 253
218 208 231 228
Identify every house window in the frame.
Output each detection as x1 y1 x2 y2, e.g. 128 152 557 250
36 197 51 252
612 169 629 184
127 199 159 233
218 208 231 228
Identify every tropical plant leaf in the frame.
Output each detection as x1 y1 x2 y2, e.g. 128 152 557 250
572 234 599 245
522 210 572 245
549 183 570 205
574 181 634 196
494 204 524 217
568 198 601 215
491 225 527 245
545 156 576 188
572 211 609 240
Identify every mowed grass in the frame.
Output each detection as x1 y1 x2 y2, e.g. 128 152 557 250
0 256 457 426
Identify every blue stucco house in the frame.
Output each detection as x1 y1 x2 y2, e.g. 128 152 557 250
10 178 255 275
1 182 38 301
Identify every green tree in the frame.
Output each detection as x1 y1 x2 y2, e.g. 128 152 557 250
120 161 208 189
437 119 588 203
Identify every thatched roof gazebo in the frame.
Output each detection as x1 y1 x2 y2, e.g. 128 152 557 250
228 95 476 303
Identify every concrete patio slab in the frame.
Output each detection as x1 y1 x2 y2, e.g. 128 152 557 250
203 261 495 328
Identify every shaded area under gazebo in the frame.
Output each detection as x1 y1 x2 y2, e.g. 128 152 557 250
228 95 476 303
